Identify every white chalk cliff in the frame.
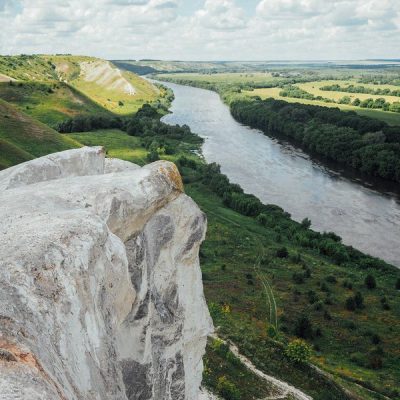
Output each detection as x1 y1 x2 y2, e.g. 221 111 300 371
0 147 213 400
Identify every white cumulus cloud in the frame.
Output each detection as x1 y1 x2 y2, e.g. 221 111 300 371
0 0 399 60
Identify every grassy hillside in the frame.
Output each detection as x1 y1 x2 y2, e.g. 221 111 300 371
0 54 58 82
0 99 80 169
70 119 400 400
0 55 160 125
49 55 159 115
0 81 110 126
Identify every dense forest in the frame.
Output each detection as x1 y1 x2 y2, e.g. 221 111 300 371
230 98 400 182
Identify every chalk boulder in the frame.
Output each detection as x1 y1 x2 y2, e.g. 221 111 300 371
0 147 213 400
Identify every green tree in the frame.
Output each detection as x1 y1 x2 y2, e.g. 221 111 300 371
285 339 313 363
365 274 376 289
354 291 364 309
345 296 356 311
294 315 313 339
146 149 159 163
216 376 240 400
395 278 400 290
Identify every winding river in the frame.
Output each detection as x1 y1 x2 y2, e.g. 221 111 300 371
160 81 400 267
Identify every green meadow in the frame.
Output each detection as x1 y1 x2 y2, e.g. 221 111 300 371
68 125 400 400
245 86 400 126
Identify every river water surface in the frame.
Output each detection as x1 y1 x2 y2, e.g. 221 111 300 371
160 81 400 267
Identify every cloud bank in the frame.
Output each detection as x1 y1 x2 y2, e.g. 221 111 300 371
0 0 399 60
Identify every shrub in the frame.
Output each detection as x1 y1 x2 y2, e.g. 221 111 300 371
285 339 313 363
345 296 356 311
343 280 353 290
211 338 229 358
146 150 159 162
368 352 383 370
324 294 334 305
381 296 390 310
346 291 364 311
216 376 240 400
276 247 289 258
307 290 319 304
292 272 305 284
313 300 324 311
365 274 376 289
303 267 312 278
371 334 381 345
396 278 400 290
323 310 332 320
294 315 313 339
354 291 364 309
350 352 366 367
326 275 337 284
320 282 330 292
290 252 302 264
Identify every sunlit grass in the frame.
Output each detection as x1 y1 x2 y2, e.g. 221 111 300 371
245 87 400 126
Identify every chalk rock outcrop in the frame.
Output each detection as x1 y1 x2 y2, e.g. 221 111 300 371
0 147 213 400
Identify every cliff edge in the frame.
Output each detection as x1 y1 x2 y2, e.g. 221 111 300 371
0 147 213 400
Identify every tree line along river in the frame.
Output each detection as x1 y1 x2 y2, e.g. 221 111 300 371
159 81 400 267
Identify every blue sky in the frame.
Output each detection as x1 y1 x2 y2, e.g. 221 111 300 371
0 0 399 60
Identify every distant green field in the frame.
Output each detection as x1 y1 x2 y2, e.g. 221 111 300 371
245 87 400 125
298 80 400 103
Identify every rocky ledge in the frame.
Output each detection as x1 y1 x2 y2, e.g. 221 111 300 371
0 147 213 400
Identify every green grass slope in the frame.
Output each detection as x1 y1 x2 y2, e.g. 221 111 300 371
0 55 160 125
0 54 58 82
0 81 111 126
48 55 159 115
0 98 80 169
69 125 400 400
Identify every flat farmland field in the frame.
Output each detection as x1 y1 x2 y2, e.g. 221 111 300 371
298 80 400 103
245 86 400 125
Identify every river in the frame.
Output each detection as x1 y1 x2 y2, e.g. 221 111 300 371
160 81 400 267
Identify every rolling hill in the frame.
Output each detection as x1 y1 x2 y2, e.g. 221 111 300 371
0 98 80 169
0 54 159 125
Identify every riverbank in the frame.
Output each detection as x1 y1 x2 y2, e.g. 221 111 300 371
68 102 399 399
156 80 400 267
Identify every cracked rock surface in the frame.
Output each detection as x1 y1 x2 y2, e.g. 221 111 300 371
0 147 213 400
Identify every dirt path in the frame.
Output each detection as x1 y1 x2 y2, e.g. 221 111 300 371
210 334 313 400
